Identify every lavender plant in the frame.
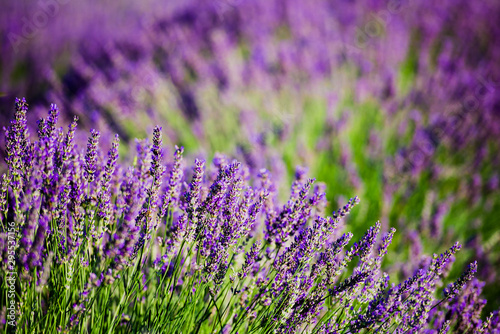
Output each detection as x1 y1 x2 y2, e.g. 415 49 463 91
1 99 498 333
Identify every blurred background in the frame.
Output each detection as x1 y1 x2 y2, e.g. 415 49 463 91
1 0 500 312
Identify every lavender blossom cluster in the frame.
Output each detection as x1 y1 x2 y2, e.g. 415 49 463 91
1 98 499 333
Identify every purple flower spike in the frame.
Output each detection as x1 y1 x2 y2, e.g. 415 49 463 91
5 98 30 190
84 129 100 183
185 158 205 230
438 320 451 334
239 240 262 279
429 242 462 277
45 103 60 139
330 271 371 298
135 126 165 238
159 145 184 218
150 126 165 182
0 174 9 212
60 116 79 168
443 261 477 299
98 134 120 225
349 221 381 260
332 196 360 220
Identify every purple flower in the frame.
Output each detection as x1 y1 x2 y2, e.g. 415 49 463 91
0 174 9 213
59 116 79 169
266 177 316 246
98 134 120 225
239 240 262 279
149 126 165 182
4 98 30 191
346 221 381 261
185 158 205 238
84 129 100 183
443 261 477 299
158 145 184 219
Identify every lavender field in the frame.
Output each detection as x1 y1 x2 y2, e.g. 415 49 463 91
1 0 500 333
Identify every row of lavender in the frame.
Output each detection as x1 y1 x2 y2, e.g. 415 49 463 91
1 98 498 332
1 0 500 327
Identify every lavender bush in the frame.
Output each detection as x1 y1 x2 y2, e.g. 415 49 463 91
1 98 499 333
2 0 500 328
